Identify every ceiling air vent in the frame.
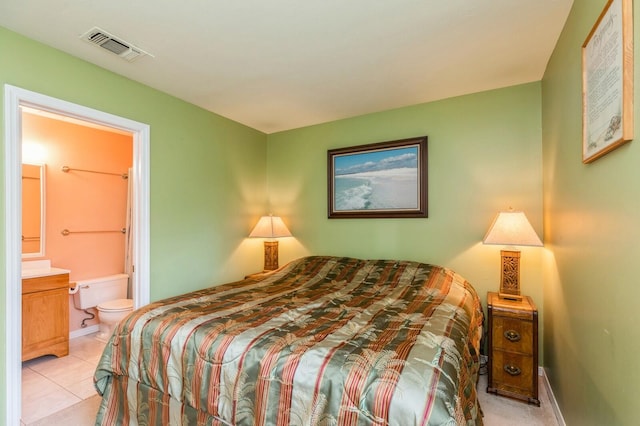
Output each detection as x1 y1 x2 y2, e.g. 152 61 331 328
80 27 152 62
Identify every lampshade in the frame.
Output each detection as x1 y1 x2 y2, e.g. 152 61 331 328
249 215 292 271
249 215 292 238
483 211 542 247
483 209 541 301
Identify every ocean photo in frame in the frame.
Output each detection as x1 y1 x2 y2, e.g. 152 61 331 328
327 136 428 218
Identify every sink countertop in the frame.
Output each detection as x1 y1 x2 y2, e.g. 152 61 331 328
22 267 71 279
22 260 70 279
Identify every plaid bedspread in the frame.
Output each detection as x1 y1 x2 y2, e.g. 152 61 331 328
94 256 484 425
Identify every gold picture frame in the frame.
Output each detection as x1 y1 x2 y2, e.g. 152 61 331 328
582 0 633 163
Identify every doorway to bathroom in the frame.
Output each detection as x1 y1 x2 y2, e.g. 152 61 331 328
22 106 135 337
3 84 151 425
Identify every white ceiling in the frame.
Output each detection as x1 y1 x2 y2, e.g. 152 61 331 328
0 0 573 134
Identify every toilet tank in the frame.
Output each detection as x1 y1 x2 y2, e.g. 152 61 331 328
72 273 129 309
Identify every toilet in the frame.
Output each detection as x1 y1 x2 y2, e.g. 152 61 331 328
72 273 133 341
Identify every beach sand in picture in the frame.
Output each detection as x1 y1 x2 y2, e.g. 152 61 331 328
334 167 418 211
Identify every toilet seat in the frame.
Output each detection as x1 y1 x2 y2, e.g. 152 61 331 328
97 298 133 312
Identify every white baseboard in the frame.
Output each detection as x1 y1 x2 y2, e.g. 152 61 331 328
541 367 566 426
69 324 99 339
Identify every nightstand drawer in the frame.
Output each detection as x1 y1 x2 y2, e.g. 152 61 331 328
491 351 535 397
486 292 539 405
492 316 533 354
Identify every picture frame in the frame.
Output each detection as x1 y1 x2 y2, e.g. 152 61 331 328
327 136 427 219
582 0 633 163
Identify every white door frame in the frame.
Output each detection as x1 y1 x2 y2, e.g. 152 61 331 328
3 84 151 425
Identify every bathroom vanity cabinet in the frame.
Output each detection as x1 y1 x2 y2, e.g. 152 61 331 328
22 273 70 361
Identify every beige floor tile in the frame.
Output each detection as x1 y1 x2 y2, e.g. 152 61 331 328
21 368 45 391
26 354 96 388
22 333 106 424
21 369 81 424
69 335 107 362
477 373 560 426
28 395 101 426
65 376 99 400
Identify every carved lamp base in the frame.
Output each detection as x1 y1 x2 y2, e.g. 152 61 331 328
499 250 523 301
263 241 279 271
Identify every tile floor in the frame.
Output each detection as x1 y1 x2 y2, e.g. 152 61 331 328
21 333 106 425
477 373 562 425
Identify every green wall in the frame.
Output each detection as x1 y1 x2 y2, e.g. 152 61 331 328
266 82 546 353
0 26 268 417
3 16 588 423
542 1 640 425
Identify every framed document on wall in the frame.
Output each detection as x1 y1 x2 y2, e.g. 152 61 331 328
582 0 633 163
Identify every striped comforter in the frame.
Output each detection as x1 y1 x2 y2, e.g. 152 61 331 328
94 256 484 425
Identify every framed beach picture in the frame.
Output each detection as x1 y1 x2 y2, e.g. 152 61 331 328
327 136 428 218
582 0 633 163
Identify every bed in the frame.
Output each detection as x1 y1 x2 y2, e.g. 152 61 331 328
94 256 484 425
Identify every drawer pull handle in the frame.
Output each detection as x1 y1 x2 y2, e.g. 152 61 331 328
504 330 521 342
504 364 522 376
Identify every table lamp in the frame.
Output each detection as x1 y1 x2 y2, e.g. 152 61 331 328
249 215 292 271
483 209 542 300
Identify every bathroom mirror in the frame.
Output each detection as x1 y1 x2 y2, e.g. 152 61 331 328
22 163 45 258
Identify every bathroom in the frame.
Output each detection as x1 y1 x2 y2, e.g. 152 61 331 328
21 108 133 422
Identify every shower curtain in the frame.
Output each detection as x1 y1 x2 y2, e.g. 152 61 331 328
124 167 134 298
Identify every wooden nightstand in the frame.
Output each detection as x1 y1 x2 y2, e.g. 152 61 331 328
486 291 540 406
